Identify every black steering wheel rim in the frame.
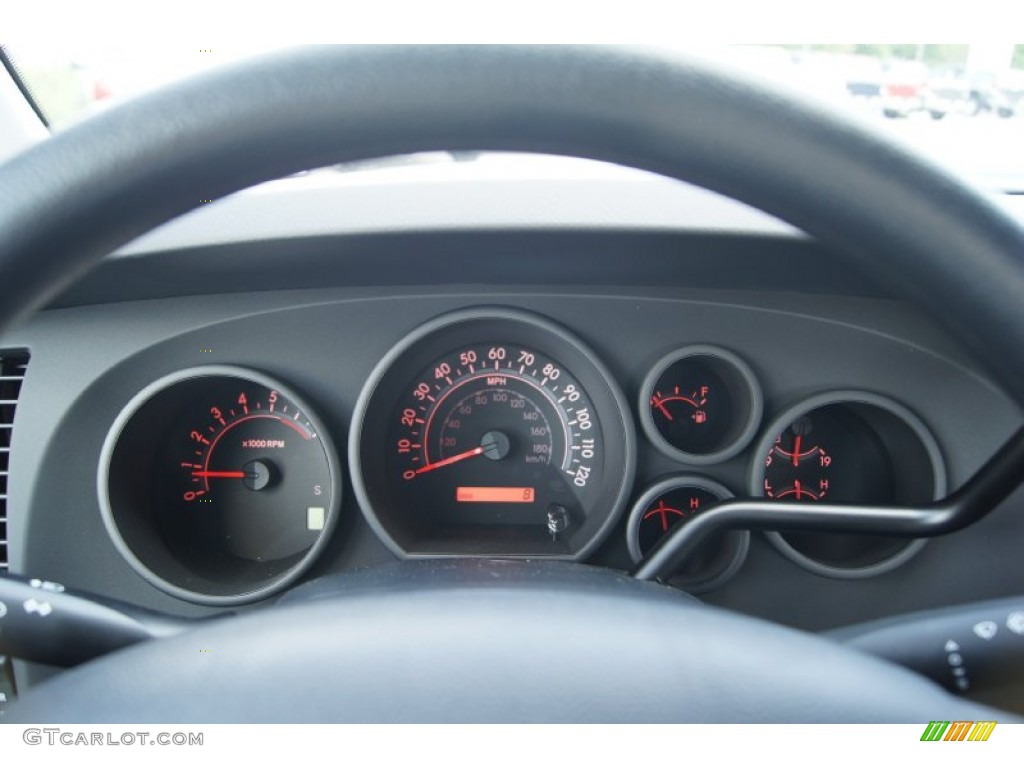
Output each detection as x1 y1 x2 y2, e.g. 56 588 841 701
2 46 1023 396
3 45 1022 722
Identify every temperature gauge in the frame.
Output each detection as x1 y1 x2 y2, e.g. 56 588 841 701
640 345 762 464
626 476 748 592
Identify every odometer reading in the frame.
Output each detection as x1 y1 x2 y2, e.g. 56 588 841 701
388 343 600 530
456 486 535 503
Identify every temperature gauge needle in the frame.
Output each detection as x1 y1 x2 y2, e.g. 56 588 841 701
414 446 485 476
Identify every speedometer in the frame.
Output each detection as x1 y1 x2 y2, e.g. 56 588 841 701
393 344 598 522
350 308 635 558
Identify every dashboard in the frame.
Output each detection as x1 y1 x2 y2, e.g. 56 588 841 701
4 162 1024 694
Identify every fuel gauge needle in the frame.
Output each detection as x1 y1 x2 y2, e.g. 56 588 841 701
652 397 673 421
413 446 485 476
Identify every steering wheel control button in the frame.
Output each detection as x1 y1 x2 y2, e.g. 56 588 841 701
640 345 762 465
946 644 970 692
973 621 999 641
1007 612 1024 635
22 598 53 617
99 366 343 605
350 308 636 559
752 391 946 579
28 579 65 593
626 475 747 593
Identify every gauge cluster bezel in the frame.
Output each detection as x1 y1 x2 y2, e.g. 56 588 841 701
83 296 970 609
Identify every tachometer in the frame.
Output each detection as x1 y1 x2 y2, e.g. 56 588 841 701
350 308 635 558
100 366 342 604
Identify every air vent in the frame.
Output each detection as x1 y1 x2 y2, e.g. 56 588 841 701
0 350 29 574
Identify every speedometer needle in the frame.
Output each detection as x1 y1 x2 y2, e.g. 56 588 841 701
414 446 485 476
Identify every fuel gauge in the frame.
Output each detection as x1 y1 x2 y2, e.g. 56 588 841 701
640 345 762 464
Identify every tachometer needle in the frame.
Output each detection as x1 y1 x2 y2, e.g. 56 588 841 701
413 446 485 476
192 470 247 479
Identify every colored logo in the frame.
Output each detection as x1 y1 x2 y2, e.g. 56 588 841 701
920 721 996 742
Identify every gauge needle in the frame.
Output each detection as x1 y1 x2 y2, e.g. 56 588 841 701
192 470 247 478
652 398 673 421
644 499 683 533
793 434 802 467
413 446 485 476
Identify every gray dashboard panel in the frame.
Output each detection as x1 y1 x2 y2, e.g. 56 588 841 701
5 282 1021 641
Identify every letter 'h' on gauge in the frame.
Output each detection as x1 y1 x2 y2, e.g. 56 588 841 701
920 721 997 741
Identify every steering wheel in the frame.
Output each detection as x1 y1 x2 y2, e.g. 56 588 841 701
3 46 1023 723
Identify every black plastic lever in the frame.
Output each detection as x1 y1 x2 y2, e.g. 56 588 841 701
830 596 1024 697
634 425 1024 581
0 573 216 667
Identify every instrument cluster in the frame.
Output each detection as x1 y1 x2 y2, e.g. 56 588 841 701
99 306 946 604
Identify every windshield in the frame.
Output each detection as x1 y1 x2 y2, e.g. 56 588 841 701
5 44 1024 191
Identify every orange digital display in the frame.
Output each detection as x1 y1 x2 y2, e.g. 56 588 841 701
456 486 536 503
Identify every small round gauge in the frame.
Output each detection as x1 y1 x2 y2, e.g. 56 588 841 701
350 308 635 559
640 345 762 464
100 367 342 604
751 391 945 578
626 476 747 592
